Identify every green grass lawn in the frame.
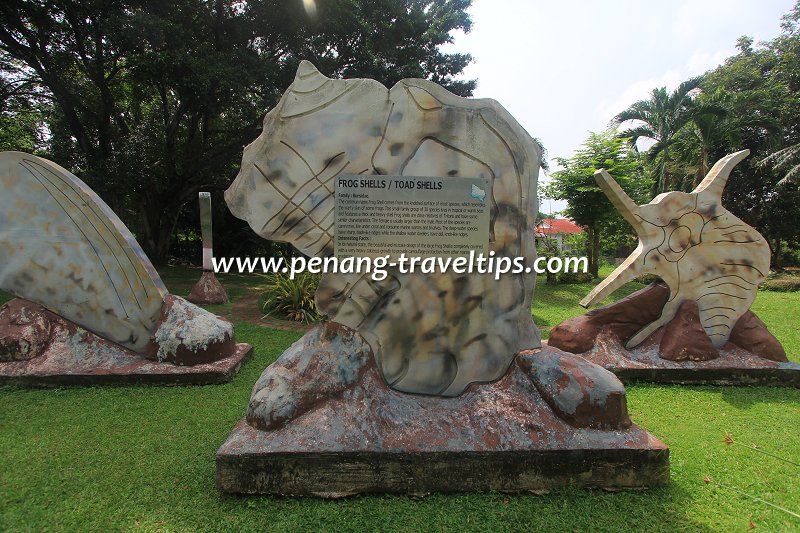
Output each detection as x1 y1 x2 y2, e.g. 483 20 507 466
1 269 799 531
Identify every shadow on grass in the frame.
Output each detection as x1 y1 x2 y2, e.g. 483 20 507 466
211 480 705 531
532 313 552 328
715 385 800 410
534 281 593 307
648 384 800 411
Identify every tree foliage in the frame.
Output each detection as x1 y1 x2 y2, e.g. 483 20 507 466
0 51 48 152
611 76 734 194
698 2 800 268
544 130 650 278
0 0 476 264
603 1 800 268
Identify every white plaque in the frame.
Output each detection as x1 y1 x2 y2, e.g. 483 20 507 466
335 175 490 258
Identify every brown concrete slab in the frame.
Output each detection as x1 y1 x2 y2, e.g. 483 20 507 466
0 301 253 387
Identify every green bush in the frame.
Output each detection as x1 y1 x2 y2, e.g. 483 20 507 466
634 273 663 285
761 272 800 292
261 272 322 322
558 271 594 284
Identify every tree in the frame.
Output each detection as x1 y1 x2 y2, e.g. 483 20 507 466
288 0 476 95
698 1 800 268
671 88 780 189
544 130 650 278
0 51 48 152
758 1 800 187
0 0 476 264
612 77 705 193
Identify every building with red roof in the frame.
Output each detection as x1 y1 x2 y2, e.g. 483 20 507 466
535 218 583 251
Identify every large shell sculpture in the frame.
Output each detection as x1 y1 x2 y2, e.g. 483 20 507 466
580 150 770 348
0 151 240 371
0 151 167 351
226 61 541 396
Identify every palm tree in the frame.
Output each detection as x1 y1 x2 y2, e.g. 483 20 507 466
612 77 704 193
673 89 781 189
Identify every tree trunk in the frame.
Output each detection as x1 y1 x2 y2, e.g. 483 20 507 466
772 238 782 271
587 225 601 278
141 202 181 266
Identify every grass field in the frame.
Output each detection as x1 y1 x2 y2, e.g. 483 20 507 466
1 269 799 531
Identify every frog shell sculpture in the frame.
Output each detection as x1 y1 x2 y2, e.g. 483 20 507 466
225 61 541 396
581 150 770 348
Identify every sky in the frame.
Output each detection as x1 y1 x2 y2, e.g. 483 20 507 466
442 0 795 214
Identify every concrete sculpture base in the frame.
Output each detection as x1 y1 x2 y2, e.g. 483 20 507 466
0 298 252 386
216 323 669 496
550 331 800 386
187 271 229 305
549 284 799 386
216 421 668 496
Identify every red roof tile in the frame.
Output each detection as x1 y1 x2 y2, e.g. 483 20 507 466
535 218 583 235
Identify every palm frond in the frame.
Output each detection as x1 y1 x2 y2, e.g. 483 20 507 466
618 125 657 145
777 164 800 185
762 142 800 186
762 143 800 168
611 100 653 125
672 76 703 102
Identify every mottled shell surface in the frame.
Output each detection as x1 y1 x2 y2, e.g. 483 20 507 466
0 152 167 352
225 61 541 396
582 151 770 348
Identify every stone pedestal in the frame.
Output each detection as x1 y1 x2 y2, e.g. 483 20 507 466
216 323 669 496
216 421 668 497
187 271 229 305
549 284 799 386
0 298 252 386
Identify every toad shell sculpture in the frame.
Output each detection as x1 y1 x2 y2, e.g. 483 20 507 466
223 60 651 440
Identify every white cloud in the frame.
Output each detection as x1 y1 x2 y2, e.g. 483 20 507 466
686 49 735 75
442 0 793 204
673 0 750 41
594 70 684 127
595 47 735 129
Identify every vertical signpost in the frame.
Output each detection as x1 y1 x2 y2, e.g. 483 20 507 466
199 192 214 272
187 192 229 305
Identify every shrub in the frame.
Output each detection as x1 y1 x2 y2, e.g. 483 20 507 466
635 273 663 284
761 272 800 292
558 271 594 284
261 272 322 322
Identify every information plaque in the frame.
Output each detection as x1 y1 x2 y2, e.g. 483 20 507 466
335 175 490 258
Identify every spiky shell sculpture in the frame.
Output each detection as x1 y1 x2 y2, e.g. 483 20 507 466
581 150 770 348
